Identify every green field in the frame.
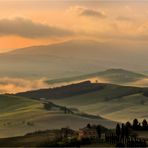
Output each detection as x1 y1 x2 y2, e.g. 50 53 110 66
0 94 116 138
0 95 43 115
50 85 148 123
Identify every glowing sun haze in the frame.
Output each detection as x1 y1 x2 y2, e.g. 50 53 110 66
0 0 148 52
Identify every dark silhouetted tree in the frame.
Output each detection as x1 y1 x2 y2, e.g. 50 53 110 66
125 122 131 138
121 124 125 138
125 121 131 128
116 123 121 139
87 123 91 129
142 119 148 129
96 125 101 138
133 119 139 130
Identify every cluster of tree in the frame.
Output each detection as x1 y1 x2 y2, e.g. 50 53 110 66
116 118 148 138
127 119 148 130
43 102 73 114
116 123 130 139
63 107 73 114
132 119 148 130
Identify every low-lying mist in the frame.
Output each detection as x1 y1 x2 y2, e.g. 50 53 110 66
0 76 147 94
129 78 148 87
0 77 49 94
0 77 109 94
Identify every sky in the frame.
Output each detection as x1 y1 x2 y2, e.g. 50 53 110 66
0 0 148 52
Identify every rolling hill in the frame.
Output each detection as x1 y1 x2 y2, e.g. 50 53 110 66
15 81 148 123
16 79 146 101
0 94 116 138
97 69 147 83
16 81 105 99
46 68 148 87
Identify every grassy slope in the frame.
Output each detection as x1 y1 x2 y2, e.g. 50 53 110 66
0 130 116 147
46 69 148 87
50 85 148 123
0 94 45 137
0 95 42 115
15 80 148 123
0 95 116 138
97 69 147 83
0 130 59 147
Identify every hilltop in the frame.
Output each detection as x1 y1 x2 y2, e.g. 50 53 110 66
96 69 148 85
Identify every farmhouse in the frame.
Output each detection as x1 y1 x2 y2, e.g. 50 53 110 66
78 126 98 140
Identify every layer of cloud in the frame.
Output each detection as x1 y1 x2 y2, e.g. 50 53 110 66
69 6 106 18
0 18 73 38
67 6 148 42
0 76 109 94
80 8 106 18
0 77 49 94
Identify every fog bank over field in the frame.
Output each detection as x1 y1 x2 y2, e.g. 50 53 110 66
129 78 148 87
0 77 91 94
0 68 147 94
0 77 49 94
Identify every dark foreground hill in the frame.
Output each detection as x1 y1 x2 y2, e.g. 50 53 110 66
16 80 146 100
16 81 105 99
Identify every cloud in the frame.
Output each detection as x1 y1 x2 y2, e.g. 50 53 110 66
0 18 73 38
69 6 106 18
80 9 106 18
116 16 134 22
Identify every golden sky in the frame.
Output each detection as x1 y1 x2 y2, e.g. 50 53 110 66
0 0 148 52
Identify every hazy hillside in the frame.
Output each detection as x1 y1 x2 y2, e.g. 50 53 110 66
51 91 148 122
46 68 148 87
0 40 147 78
97 69 147 83
16 81 145 101
0 94 116 138
15 81 148 122
0 68 147 94
16 81 105 99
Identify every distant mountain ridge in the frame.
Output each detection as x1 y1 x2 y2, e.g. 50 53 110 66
0 40 147 78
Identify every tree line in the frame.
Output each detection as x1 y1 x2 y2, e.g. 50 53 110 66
115 118 148 140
